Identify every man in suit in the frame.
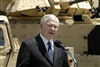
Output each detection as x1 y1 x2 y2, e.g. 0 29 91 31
16 14 70 67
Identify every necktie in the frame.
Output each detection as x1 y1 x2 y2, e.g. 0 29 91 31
47 41 53 63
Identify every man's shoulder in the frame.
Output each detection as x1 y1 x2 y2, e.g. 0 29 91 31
24 37 36 43
24 34 40 43
25 37 35 41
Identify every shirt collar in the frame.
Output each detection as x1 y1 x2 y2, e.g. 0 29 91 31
39 33 54 47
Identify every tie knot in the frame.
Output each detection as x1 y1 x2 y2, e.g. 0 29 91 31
48 41 51 46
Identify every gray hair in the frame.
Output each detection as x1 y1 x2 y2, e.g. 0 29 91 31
40 14 59 25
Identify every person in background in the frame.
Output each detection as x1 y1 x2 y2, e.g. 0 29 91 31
16 14 69 67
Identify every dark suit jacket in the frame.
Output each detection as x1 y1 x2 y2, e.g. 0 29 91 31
16 34 69 67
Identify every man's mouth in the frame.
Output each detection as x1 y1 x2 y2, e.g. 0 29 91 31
49 32 54 34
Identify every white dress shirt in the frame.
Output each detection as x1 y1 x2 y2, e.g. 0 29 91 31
40 33 54 52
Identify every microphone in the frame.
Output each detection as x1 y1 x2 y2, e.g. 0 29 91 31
54 40 78 67
54 40 68 50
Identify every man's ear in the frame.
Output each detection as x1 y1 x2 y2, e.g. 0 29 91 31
40 24 42 28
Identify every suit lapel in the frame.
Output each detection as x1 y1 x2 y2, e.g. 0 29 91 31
53 44 59 65
35 34 53 65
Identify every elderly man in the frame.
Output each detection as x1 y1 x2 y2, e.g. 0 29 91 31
16 14 69 67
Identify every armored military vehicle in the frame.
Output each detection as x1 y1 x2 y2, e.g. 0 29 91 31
0 0 100 67
0 16 20 67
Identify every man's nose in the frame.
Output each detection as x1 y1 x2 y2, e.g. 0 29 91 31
51 26 55 30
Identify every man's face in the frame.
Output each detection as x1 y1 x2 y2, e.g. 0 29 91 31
40 19 59 40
